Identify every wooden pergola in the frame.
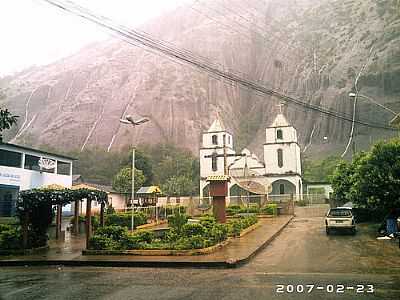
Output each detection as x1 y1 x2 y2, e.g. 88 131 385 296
18 186 108 250
71 184 108 248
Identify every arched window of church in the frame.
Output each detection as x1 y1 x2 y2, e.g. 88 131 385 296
212 135 218 145
279 184 285 194
277 149 283 168
212 155 218 171
277 129 283 140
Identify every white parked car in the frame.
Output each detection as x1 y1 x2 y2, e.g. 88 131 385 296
325 207 356 235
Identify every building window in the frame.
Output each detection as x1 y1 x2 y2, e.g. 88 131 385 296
212 155 218 171
279 184 285 195
277 129 283 140
277 149 283 168
24 154 40 171
0 149 22 168
57 161 71 175
212 135 218 145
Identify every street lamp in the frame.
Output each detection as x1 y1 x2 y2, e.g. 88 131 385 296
348 92 397 116
119 114 150 231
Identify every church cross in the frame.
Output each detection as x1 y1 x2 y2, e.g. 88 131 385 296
204 152 246 175
276 103 285 114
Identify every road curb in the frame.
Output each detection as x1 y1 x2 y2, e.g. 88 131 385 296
233 215 294 268
0 217 293 269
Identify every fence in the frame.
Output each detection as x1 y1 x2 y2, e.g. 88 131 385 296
109 193 331 222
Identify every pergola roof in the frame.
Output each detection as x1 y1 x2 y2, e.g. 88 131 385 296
136 186 161 194
41 184 68 190
71 183 104 191
206 175 231 182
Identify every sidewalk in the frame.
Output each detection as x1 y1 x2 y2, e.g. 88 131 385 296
0 216 293 268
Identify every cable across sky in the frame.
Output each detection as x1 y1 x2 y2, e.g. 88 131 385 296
41 0 398 132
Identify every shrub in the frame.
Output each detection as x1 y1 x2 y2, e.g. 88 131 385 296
105 212 147 229
167 212 188 233
261 204 278 215
238 207 260 214
228 220 242 237
209 223 228 243
199 215 216 229
95 225 127 241
0 225 22 250
89 235 120 250
106 205 116 214
173 235 206 250
131 230 154 243
226 206 241 216
182 223 206 237
227 215 258 237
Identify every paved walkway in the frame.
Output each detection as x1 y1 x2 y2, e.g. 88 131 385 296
0 216 293 268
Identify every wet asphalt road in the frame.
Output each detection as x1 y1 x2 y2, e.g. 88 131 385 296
0 217 399 300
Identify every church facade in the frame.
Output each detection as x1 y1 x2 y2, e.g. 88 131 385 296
199 113 303 199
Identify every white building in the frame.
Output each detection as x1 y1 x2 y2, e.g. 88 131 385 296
0 142 74 217
199 113 303 199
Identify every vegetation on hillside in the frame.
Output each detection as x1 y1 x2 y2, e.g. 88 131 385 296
302 156 344 182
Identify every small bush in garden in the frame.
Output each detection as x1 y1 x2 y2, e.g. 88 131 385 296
105 212 147 229
131 230 154 243
228 220 242 237
186 235 206 249
0 225 22 250
122 230 154 250
89 235 120 250
182 223 206 237
165 229 180 242
261 204 278 215
226 206 241 216
199 215 216 229
238 207 260 214
106 205 116 214
95 225 127 241
167 212 188 233
209 223 228 243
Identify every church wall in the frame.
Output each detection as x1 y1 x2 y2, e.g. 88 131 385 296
263 143 301 175
265 127 297 144
202 132 233 149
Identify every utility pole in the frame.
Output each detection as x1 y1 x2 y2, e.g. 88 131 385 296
119 115 150 232
223 134 227 175
131 147 135 231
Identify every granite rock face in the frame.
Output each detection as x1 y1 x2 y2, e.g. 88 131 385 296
1 0 399 158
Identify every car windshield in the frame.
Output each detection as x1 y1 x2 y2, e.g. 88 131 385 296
328 209 352 217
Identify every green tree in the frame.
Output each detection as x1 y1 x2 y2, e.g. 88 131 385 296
331 139 400 212
112 167 146 194
303 156 343 182
161 175 197 196
0 108 18 140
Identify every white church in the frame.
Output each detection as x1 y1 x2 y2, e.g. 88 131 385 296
199 112 303 199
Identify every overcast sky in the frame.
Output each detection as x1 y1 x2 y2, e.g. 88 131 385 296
0 0 192 76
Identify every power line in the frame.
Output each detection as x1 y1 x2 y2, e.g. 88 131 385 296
40 0 398 132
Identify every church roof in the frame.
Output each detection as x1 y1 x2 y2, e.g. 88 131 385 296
208 117 226 132
270 113 289 127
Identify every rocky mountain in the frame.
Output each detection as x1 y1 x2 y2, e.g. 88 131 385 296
1 0 399 159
